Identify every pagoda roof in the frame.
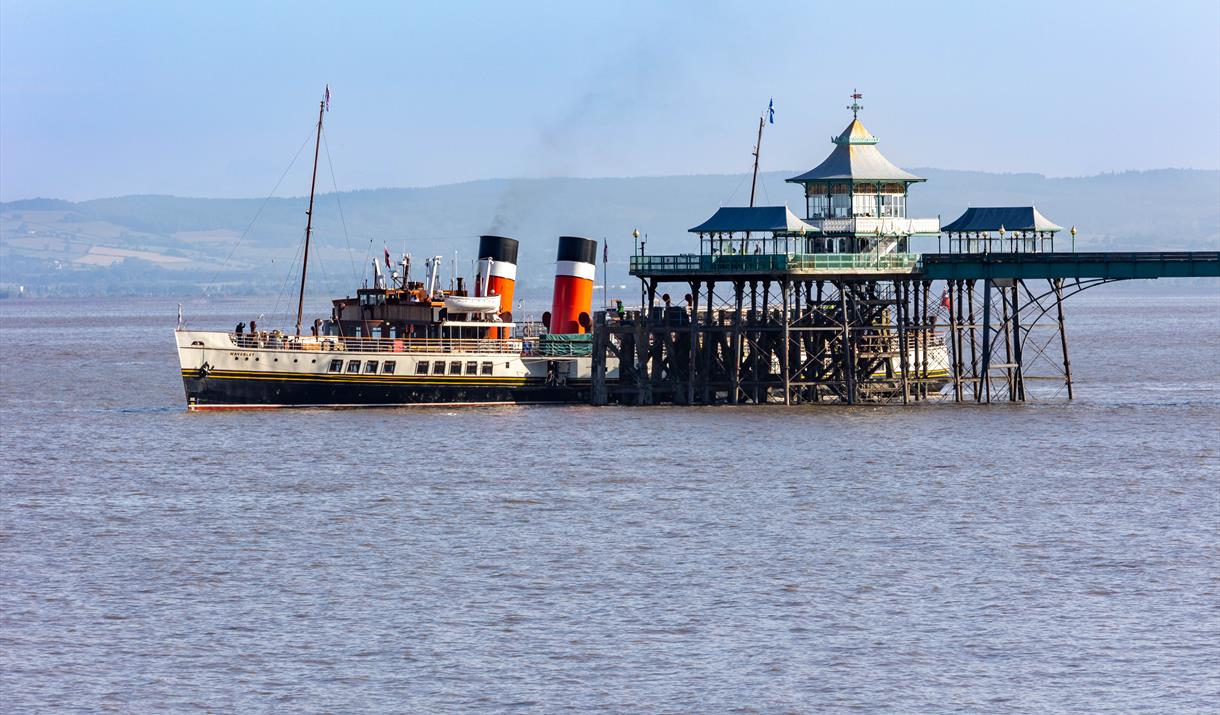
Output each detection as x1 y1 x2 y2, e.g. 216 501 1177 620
689 206 818 234
786 118 923 184
941 206 1063 233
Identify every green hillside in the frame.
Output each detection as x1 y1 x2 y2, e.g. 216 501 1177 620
2 168 1217 298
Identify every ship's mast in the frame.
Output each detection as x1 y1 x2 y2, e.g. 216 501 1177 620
295 91 327 337
749 114 765 208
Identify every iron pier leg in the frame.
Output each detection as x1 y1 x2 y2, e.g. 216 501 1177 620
911 280 921 401
750 280 759 404
841 282 856 405
730 281 744 404
980 279 992 404
1052 278 1074 399
948 280 961 402
781 279 791 405
1010 281 1026 401
966 280 978 401
897 280 909 404
687 281 698 405
815 280 825 402
703 281 715 404
921 280 931 400
1000 282 1014 401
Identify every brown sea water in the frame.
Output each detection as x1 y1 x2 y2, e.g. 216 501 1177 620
1 288 1218 713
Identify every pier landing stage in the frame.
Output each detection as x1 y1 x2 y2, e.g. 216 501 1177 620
629 251 1220 281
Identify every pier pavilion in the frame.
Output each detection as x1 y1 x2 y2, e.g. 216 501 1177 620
784 96 940 254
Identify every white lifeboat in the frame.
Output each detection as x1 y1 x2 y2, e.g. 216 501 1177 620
443 294 502 314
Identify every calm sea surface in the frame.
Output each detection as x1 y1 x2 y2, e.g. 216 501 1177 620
1 288 1218 713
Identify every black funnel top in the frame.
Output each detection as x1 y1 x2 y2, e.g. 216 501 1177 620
478 235 519 264
556 236 597 264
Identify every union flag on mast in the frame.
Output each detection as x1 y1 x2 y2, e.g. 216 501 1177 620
324 84 331 111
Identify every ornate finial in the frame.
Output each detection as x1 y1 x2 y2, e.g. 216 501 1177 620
848 89 863 118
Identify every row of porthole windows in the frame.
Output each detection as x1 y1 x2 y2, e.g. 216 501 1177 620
326 358 502 375
326 359 499 376
417 360 494 376
231 356 318 364
330 359 396 375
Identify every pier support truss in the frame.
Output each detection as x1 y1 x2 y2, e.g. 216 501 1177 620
591 276 1084 406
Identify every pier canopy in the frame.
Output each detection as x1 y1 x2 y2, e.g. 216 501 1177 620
942 206 1064 253
689 206 816 234
786 118 924 184
690 205 819 256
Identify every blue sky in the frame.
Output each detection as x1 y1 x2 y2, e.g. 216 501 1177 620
2 0 1218 201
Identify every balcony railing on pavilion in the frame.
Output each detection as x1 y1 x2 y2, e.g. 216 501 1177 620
802 216 941 236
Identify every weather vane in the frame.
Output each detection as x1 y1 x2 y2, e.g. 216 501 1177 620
848 89 863 118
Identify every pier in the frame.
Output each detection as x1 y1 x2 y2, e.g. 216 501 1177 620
587 98 1219 406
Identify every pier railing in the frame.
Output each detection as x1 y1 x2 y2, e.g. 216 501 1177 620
629 252 922 276
921 251 1220 280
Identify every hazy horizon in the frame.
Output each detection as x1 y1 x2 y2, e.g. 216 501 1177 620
5 165 1218 205
2 1 1218 203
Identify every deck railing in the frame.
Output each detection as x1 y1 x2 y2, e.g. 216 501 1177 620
225 333 527 354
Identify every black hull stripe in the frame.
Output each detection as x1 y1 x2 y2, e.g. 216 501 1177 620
183 376 592 408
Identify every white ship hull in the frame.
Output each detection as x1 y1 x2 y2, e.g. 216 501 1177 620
175 330 614 410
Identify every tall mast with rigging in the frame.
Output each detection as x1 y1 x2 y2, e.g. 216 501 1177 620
748 98 773 208
295 86 328 337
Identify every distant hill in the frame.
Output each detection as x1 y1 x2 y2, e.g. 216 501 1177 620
2 168 1217 298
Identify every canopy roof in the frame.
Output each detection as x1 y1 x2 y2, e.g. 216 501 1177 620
941 206 1063 233
786 118 923 184
689 206 818 234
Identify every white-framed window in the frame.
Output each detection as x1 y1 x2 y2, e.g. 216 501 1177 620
880 194 906 218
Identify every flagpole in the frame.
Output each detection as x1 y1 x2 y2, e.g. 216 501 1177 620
602 238 608 311
295 90 327 337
